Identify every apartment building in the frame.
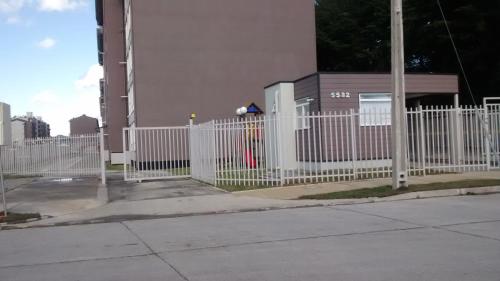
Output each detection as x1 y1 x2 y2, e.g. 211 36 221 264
70 114 99 136
10 112 51 143
96 0 317 163
0 102 11 146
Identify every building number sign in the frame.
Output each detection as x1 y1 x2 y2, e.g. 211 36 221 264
330 91 351 98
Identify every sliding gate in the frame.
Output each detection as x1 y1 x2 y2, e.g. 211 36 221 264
123 127 191 181
0 134 103 178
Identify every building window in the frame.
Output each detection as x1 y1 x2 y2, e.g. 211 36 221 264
296 98 311 130
359 93 392 126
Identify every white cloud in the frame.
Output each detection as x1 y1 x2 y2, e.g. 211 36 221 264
25 65 103 135
75 64 103 90
37 0 86 12
5 14 19 23
31 90 58 104
0 0 26 14
28 88 100 136
37 37 56 48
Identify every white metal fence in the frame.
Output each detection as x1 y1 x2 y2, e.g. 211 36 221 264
122 105 500 187
485 103 500 169
123 127 190 181
188 105 499 187
0 134 102 177
190 121 216 185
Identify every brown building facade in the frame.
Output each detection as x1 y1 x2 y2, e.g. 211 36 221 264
70 115 99 136
96 0 317 163
96 0 128 163
293 73 459 112
266 72 459 163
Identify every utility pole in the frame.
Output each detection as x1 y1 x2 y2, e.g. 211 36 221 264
391 0 408 189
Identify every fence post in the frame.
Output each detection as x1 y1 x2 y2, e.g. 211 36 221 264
57 136 62 179
122 128 128 181
484 105 491 171
100 128 106 185
418 105 426 176
211 120 217 186
276 113 285 186
189 118 193 179
0 147 7 216
350 109 357 180
455 106 464 171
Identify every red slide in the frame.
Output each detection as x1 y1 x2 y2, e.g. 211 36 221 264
245 149 256 168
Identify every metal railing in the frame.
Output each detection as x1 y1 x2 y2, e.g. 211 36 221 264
188 106 497 187
122 105 499 186
0 134 102 178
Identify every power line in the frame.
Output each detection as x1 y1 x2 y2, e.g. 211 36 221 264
436 0 477 106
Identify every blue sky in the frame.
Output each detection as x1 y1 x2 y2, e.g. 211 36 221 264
0 0 101 135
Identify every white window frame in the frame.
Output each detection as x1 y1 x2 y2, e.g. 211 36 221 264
359 93 392 126
295 97 311 130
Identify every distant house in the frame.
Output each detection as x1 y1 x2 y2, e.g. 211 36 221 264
70 115 99 136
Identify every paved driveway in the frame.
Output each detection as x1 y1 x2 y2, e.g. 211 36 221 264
1 194 499 281
107 177 223 202
4 177 101 217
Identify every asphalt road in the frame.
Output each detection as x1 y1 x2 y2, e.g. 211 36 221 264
1 194 500 281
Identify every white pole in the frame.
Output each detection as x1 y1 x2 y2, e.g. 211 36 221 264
0 147 7 216
391 0 408 189
100 128 106 185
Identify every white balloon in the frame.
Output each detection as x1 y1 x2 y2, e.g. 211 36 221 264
240 107 248 114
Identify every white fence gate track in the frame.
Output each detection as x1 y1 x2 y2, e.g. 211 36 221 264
123 105 500 186
0 134 102 178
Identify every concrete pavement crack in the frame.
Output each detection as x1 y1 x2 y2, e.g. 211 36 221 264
326 206 427 227
158 225 424 254
438 218 500 227
431 225 500 243
0 253 153 269
327 206 500 243
120 222 190 281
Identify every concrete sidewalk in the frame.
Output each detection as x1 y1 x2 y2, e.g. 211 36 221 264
234 171 500 199
5 171 500 228
20 193 322 227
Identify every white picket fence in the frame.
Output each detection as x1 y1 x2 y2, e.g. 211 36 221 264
0 134 102 178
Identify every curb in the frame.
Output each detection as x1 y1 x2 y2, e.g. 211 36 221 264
2 186 499 231
317 185 500 206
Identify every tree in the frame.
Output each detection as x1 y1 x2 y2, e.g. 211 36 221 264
316 0 500 103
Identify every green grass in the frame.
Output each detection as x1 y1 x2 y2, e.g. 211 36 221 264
298 179 500 200
215 168 459 192
217 184 271 192
3 174 41 180
0 212 41 224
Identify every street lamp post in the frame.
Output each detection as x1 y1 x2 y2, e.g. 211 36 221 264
391 0 408 189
